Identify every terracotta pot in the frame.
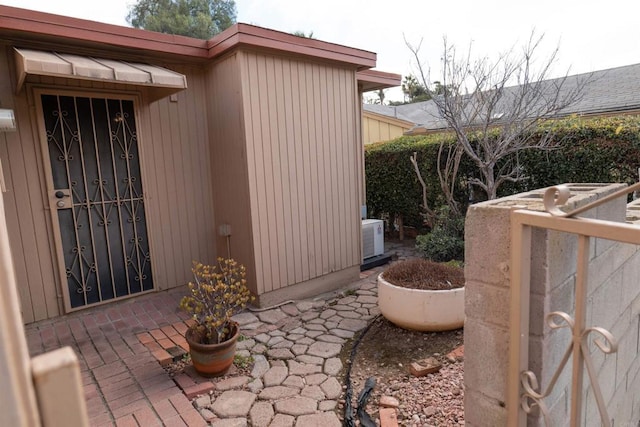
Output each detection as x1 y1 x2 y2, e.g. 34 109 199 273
377 273 464 332
185 321 239 377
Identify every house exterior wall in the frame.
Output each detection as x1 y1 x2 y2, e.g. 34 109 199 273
362 113 409 144
464 184 640 426
205 52 257 293
0 43 216 321
237 50 363 302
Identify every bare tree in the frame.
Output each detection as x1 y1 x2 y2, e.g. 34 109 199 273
407 33 592 199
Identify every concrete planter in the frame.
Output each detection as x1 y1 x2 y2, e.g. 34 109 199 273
377 273 464 331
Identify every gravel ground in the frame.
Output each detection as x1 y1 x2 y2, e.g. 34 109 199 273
345 359 464 427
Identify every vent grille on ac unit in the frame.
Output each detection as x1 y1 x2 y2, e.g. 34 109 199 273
362 219 384 260
362 225 375 259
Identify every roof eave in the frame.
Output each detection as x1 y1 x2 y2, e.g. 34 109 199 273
0 5 209 60
357 69 402 92
0 6 380 69
209 23 377 69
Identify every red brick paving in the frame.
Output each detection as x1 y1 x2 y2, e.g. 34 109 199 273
23 287 192 426
183 382 215 399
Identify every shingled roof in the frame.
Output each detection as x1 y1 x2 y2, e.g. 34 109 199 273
365 63 640 134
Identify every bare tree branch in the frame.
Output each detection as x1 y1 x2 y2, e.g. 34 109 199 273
409 152 436 227
406 31 594 199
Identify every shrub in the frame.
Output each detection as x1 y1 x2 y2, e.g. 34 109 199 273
179 258 254 344
415 206 465 262
365 115 640 229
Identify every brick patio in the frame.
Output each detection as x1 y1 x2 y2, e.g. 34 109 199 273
24 287 206 426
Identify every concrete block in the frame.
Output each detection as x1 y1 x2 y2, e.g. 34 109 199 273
596 352 617 406
529 227 551 296
595 195 627 224
626 335 640 391
464 320 508 402
465 281 510 328
541 332 573 406
464 388 507 427
465 204 512 288
621 250 640 304
589 268 623 332
609 381 636 427
544 386 568 427
544 231 578 292
616 322 639 388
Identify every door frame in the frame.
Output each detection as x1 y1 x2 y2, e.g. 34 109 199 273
33 87 156 313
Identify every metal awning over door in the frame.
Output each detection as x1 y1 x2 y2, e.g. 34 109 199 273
13 48 187 97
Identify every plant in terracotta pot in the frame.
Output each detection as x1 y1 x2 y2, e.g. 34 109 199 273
179 258 254 377
378 258 465 331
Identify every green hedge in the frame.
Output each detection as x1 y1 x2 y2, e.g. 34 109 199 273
364 116 640 230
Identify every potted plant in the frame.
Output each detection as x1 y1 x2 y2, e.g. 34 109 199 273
377 259 464 331
179 258 254 377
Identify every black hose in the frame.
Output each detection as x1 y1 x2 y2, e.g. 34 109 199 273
343 315 380 427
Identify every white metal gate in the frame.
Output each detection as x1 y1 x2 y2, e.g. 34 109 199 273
508 183 640 426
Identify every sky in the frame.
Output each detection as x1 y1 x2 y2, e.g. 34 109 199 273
2 0 638 102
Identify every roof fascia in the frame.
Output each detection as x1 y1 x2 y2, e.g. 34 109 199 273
208 24 377 69
0 7 380 70
0 5 208 59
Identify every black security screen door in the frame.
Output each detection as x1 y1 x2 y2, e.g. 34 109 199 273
42 94 153 309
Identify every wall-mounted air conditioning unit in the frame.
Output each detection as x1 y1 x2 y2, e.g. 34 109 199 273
362 219 384 259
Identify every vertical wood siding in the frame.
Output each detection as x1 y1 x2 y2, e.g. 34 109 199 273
0 46 59 322
139 65 216 291
239 51 362 294
0 43 215 321
204 54 257 294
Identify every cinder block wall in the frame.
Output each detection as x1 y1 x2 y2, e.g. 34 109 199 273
464 183 640 426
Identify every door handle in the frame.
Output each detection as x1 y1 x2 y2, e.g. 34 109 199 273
51 189 71 209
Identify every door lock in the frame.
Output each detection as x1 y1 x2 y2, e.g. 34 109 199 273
51 189 71 209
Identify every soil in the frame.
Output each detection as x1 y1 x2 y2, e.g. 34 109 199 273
340 316 464 425
382 258 465 291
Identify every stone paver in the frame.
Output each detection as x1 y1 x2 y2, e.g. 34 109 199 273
257 309 288 324
210 418 248 427
263 366 288 387
271 414 295 427
321 377 342 399
295 412 341 426
307 342 341 358
273 396 318 416
301 385 325 400
249 401 274 427
324 358 343 376
211 391 256 417
22 241 420 427
258 386 299 400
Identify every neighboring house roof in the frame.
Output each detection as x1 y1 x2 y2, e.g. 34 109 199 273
367 63 640 135
362 104 414 124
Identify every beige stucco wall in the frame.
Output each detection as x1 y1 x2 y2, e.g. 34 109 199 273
0 43 216 322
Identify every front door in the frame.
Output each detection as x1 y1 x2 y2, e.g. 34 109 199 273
40 94 153 310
